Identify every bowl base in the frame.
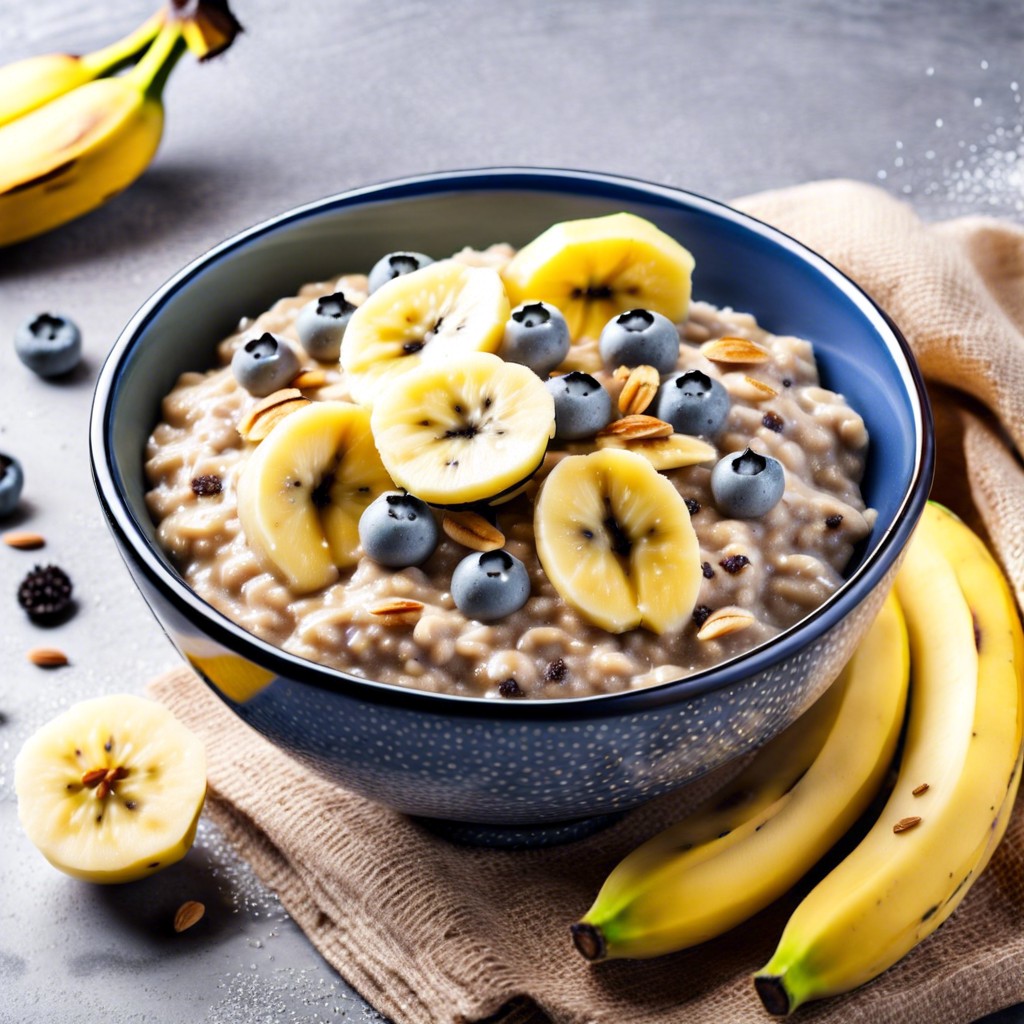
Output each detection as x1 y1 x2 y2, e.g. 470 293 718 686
410 811 626 849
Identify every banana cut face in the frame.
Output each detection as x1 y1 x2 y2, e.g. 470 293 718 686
534 448 701 634
501 212 696 343
14 694 207 884
340 260 510 406
236 400 393 593
370 351 555 508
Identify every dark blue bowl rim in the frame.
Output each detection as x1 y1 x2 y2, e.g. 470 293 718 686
89 166 934 723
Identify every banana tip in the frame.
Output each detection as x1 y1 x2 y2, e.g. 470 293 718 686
570 922 606 962
753 973 793 1017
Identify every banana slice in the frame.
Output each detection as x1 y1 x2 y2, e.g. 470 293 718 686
237 400 393 593
534 449 701 634
14 694 207 883
501 212 695 342
340 260 510 406
370 350 555 507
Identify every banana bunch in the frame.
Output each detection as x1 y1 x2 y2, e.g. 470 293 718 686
573 502 1024 1015
0 0 241 247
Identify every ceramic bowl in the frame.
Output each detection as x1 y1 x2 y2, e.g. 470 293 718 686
90 168 933 846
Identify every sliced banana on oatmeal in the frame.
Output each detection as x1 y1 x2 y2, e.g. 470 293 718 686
501 212 695 342
534 448 701 634
340 260 510 406
237 401 393 593
370 350 555 507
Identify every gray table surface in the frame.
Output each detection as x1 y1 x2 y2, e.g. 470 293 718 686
2 1 1022 1021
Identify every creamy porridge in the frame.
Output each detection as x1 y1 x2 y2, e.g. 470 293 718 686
145 218 874 700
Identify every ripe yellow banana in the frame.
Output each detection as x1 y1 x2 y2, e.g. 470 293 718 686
571 591 909 960
0 20 185 248
754 502 1024 1015
0 10 165 128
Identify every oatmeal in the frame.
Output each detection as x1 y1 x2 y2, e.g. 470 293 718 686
144 219 874 700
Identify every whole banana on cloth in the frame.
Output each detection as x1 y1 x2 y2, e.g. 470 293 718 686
573 500 1024 1015
0 0 241 247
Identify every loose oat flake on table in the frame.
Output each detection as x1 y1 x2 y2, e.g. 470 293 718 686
144 212 875 699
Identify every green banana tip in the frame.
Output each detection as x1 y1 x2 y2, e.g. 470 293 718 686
753 973 795 1017
927 499 963 522
569 921 607 962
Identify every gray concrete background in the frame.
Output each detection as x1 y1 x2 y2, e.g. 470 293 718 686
1 1 1023 1021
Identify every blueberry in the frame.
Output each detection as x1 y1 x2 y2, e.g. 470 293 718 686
296 291 357 362
0 453 24 518
655 369 730 437
367 251 434 294
598 308 679 374
231 332 301 397
15 313 82 378
545 371 613 441
451 548 530 621
500 301 570 376
711 448 786 518
358 491 438 567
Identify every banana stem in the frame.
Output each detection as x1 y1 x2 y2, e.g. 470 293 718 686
128 21 188 101
78 9 166 77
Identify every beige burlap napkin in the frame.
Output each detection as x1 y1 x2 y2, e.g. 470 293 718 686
150 180 1024 1024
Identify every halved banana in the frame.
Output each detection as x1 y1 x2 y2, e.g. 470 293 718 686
370 351 555 507
340 260 510 406
14 694 207 883
534 449 701 634
501 212 695 342
237 400 393 593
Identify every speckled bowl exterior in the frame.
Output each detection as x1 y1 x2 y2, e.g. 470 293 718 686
90 169 933 831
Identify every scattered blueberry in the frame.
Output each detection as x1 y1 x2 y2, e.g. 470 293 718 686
655 369 730 437
0 454 24 517
359 491 438 568
500 301 570 376
18 564 73 622
296 291 357 362
15 313 82 378
231 332 301 397
545 371 613 441
451 548 530 621
598 308 679 374
711 448 786 519
367 251 434 294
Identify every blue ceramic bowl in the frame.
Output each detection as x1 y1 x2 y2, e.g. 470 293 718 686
90 168 933 845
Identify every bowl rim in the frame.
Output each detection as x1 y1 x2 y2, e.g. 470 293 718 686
89 166 934 722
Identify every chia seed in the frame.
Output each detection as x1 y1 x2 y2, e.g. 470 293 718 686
191 474 223 497
684 498 701 516
701 561 715 579
498 678 522 698
720 554 751 574
692 605 713 628
825 514 844 529
762 411 784 433
544 658 568 683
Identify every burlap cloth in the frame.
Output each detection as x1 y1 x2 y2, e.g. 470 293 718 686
150 180 1024 1024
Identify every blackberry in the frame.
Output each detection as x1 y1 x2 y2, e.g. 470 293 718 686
18 564 73 622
